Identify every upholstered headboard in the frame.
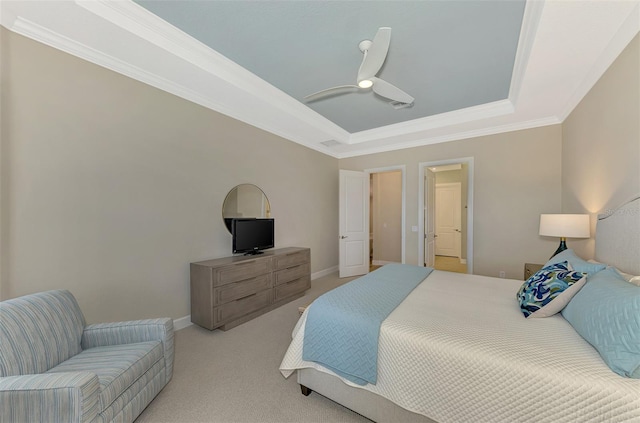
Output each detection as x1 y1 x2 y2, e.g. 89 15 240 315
595 195 640 275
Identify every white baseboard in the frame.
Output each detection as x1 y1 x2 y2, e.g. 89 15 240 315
311 265 338 280
173 315 193 331
173 265 338 331
460 259 467 264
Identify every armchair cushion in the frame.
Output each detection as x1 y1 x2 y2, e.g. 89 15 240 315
81 318 174 381
47 341 163 411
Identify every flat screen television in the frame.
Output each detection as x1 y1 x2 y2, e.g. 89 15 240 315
231 218 275 255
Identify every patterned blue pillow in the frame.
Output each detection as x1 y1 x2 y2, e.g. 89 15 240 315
516 261 587 318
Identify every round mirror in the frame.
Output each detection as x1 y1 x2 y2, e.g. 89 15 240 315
222 184 271 233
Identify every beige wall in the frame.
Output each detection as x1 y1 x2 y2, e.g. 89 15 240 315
1 30 339 323
340 125 563 279
562 34 640 259
2 28 636 321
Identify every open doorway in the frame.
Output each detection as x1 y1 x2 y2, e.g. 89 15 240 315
367 166 405 271
419 159 473 274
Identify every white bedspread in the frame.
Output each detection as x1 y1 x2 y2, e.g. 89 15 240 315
280 270 640 422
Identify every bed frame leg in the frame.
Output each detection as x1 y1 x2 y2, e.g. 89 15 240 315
300 384 312 396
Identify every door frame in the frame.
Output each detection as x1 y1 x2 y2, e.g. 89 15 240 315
418 158 474 273
365 165 406 264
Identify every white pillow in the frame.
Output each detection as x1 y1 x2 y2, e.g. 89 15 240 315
616 270 640 286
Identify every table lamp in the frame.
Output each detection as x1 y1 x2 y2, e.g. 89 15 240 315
539 214 590 258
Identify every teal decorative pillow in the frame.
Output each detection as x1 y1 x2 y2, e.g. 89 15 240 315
544 249 606 276
516 261 587 318
562 267 640 378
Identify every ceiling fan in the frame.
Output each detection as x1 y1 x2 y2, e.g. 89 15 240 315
304 27 414 109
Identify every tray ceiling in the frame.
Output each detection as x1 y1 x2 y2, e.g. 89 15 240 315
1 1 638 158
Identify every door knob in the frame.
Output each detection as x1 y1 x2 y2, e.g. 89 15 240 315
340 235 348 239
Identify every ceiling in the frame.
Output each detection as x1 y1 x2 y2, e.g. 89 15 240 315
1 1 639 158
135 1 525 134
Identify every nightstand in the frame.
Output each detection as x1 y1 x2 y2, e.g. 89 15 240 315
524 263 544 280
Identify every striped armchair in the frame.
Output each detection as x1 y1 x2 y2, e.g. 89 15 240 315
0 290 174 423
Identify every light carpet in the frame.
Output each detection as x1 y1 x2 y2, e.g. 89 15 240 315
135 272 370 423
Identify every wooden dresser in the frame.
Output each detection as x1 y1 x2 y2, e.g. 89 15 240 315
190 247 310 330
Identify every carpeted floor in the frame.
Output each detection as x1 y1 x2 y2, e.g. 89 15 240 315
135 272 370 423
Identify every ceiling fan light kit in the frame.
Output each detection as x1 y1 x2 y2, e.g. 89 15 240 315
304 27 414 108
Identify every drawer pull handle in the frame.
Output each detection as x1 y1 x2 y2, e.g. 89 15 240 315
286 280 299 285
236 293 257 301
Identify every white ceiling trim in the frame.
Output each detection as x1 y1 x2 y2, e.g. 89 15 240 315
507 0 545 106
349 100 515 145
1 1 638 159
332 116 561 159
74 0 353 146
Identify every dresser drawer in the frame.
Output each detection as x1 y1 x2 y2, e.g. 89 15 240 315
273 249 310 270
274 262 311 285
214 289 271 325
214 258 271 286
213 274 272 306
274 275 310 301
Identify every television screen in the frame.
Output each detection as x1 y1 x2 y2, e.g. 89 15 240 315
232 218 274 255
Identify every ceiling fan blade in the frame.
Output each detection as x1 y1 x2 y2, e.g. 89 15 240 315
357 27 391 82
371 77 414 105
304 85 359 102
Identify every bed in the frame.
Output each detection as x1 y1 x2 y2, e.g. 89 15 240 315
279 196 640 423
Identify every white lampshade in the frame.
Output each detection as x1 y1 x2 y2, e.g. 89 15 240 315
539 214 590 238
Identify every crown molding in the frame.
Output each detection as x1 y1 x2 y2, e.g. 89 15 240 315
348 100 515 145
334 116 561 159
75 0 351 144
1 0 638 160
508 0 545 106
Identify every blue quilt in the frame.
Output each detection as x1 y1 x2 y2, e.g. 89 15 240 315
302 263 433 385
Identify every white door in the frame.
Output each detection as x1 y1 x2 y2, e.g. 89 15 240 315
339 170 369 277
435 183 461 258
424 169 436 267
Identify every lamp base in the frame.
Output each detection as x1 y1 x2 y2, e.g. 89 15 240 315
550 238 567 259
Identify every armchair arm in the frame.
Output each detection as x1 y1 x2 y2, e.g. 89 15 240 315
81 318 174 381
0 372 100 423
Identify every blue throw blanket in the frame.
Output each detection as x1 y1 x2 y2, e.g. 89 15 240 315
302 263 433 385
